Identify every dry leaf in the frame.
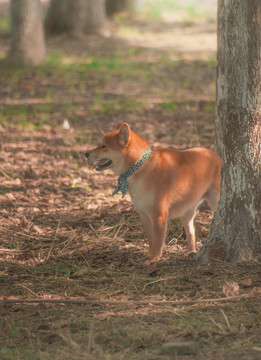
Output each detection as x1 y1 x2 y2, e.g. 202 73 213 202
240 278 252 286
6 193 16 201
223 281 240 297
33 225 44 234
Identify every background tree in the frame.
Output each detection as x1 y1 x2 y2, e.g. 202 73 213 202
105 0 139 17
198 0 261 263
45 0 109 36
44 0 70 35
84 0 109 35
9 0 45 66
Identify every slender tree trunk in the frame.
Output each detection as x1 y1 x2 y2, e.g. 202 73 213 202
45 0 109 36
198 0 261 263
9 0 45 66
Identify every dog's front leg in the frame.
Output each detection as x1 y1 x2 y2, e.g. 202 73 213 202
139 212 153 243
139 210 167 263
147 211 168 263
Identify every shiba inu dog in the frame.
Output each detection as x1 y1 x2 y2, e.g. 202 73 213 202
85 122 221 263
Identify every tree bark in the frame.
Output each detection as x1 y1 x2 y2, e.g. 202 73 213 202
45 0 109 36
84 0 109 35
9 0 45 66
197 0 261 263
45 0 70 35
106 0 138 17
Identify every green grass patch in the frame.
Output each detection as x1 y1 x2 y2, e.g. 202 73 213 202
0 103 57 129
89 98 144 114
204 102 215 114
0 103 55 117
159 100 177 112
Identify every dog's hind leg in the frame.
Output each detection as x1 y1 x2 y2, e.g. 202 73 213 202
204 187 220 212
181 207 197 253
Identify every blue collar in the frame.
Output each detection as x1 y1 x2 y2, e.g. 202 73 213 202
112 148 152 198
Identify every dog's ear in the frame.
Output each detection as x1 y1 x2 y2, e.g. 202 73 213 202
118 123 130 146
116 121 123 130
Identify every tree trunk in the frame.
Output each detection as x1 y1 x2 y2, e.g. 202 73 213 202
45 0 70 35
45 0 109 36
197 0 261 263
106 0 138 17
84 0 109 35
9 0 45 66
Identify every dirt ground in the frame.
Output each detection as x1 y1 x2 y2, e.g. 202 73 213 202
0 1 261 359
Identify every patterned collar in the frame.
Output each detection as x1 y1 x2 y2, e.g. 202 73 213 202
112 148 152 198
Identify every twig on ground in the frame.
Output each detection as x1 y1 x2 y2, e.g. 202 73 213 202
220 308 232 331
142 278 168 292
17 284 37 296
0 168 13 180
81 252 91 269
44 219 61 262
0 248 20 252
0 226 50 241
209 316 226 334
0 294 248 306
60 232 80 252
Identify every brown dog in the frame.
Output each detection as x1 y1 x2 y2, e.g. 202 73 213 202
86 122 221 263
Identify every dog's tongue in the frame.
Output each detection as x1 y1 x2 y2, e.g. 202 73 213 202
97 159 108 168
95 158 112 171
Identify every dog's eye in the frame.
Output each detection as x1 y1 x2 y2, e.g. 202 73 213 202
101 144 107 149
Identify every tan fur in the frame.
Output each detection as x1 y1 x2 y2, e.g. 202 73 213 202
86 122 221 263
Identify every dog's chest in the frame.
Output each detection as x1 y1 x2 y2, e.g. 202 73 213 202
131 194 153 213
127 179 153 213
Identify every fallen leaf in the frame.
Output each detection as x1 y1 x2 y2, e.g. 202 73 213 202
240 278 252 286
33 225 44 234
6 193 16 201
223 281 240 297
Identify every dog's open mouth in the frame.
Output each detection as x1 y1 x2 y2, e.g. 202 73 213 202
95 159 113 171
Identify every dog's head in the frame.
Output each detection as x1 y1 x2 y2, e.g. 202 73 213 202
85 122 132 175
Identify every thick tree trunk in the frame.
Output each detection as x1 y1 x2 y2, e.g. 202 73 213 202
45 0 109 36
9 0 45 66
45 0 70 35
106 0 138 17
84 0 109 35
198 0 261 263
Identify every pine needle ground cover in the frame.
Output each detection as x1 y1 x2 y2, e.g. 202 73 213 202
0 2 260 359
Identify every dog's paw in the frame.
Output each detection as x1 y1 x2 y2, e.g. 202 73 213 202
184 251 197 260
186 247 197 254
196 241 203 251
146 256 161 265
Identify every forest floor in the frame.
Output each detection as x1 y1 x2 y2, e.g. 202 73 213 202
0 1 261 359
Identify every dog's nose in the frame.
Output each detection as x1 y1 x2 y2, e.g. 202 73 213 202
85 152 90 158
